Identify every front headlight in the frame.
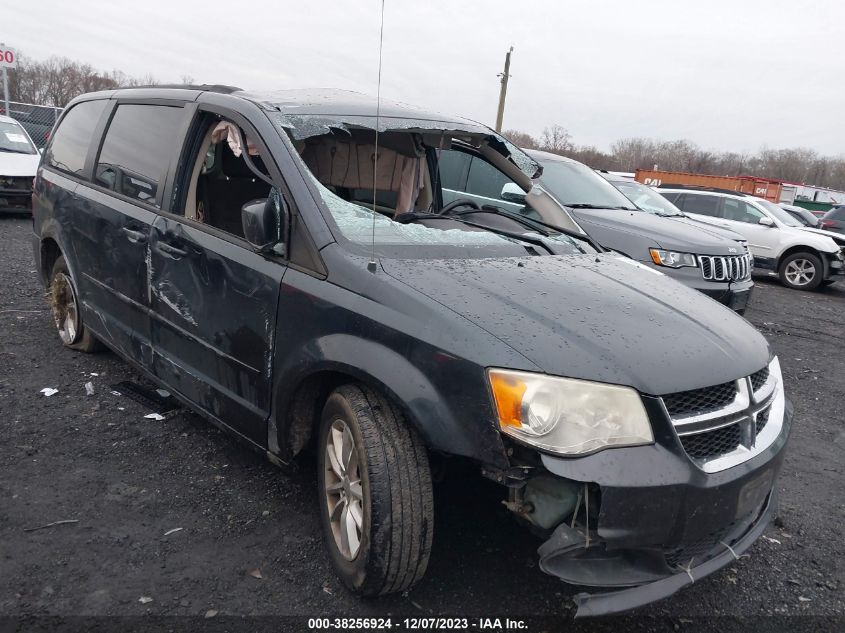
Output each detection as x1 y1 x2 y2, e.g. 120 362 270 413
488 369 654 456
649 248 697 268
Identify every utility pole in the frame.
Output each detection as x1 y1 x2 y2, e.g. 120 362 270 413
494 46 513 133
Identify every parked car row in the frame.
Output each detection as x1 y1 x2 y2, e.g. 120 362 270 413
29 86 792 617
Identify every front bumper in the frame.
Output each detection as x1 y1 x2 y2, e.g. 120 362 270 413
0 181 34 213
826 252 845 279
535 397 793 616
639 260 753 311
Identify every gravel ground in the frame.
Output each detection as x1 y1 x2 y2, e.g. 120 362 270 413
1 216 843 628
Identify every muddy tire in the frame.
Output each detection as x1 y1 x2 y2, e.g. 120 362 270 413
50 256 102 352
778 252 823 291
317 383 433 596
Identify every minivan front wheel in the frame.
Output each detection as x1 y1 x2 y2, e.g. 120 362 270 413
318 384 433 596
779 252 823 290
50 256 101 352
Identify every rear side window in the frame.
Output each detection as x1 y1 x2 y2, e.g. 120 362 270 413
95 104 185 207
827 207 845 220
659 191 681 203
45 100 108 177
681 194 720 217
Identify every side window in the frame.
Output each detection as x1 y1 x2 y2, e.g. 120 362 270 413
722 198 766 224
45 100 108 177
95 104 185 207
465 156 515 200
436 149 471 191
660 191 681 204
179 116 273 238
682 194 720 217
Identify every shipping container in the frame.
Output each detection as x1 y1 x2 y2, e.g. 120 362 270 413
634 169 783 203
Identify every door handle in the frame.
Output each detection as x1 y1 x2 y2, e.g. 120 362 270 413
155 241 188 258
121 227 147 244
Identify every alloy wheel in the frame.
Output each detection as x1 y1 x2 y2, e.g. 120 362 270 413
324 419 365 560
51 272 81 345
784 258 816 287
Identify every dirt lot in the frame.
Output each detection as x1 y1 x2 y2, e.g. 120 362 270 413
1 215 843 627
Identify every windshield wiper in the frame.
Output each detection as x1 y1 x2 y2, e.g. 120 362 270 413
459 205 600 252
453 206 553 236
564 203 637 211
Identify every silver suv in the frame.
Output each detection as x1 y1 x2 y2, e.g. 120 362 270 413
660 187 845 290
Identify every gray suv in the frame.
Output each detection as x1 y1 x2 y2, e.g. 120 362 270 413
439 147 754 313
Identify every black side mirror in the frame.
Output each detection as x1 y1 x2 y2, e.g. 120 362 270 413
242 187 289 255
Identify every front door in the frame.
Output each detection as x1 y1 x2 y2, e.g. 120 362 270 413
717 198 776 262
148 110 286 445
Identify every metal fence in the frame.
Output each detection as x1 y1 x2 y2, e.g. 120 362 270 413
0 100 63 148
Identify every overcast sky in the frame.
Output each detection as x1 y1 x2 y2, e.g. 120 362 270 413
6 0 844 155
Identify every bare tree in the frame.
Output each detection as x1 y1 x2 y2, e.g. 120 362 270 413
503 129 540 150
540 125 573 154
7 53 161 107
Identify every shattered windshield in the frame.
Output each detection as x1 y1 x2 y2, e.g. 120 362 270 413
268 112 583 255
317 183 525 247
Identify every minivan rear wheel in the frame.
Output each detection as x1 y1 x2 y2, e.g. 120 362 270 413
317 384 433 596
779 252 823 290
50 256 101 352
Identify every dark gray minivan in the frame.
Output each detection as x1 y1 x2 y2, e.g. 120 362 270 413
32 86 791 616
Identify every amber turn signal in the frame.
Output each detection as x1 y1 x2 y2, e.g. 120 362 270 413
489 371 527 427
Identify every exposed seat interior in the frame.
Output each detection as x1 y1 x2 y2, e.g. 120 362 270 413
190 118 271 237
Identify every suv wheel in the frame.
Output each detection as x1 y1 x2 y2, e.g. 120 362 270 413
318 384 433 596
779 252 823 290
50 256 102 352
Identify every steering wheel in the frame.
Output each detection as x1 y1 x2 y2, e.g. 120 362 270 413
439 199 481 215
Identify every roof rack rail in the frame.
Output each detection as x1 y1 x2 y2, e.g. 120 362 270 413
121 84 242 94
656 183 748 197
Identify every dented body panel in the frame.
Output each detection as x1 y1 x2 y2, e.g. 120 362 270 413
148 215 284 445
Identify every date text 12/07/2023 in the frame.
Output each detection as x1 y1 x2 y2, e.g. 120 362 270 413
307 617 529 630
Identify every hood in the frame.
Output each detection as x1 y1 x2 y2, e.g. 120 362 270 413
381 254 770 396
0 151 40 177
799 226 845 247
570 208 746 255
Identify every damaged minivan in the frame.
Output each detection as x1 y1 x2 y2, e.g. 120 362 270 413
32 86 792 616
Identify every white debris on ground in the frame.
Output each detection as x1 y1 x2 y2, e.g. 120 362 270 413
40 388 58 397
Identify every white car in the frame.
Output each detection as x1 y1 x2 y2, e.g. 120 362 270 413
0 114 41 214
659 186 845 290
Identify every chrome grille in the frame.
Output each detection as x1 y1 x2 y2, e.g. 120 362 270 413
750 367 769 393
755 406 770 435
661 362 783 472
699 253 752 282
663 381 737 417
680 423 741 459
